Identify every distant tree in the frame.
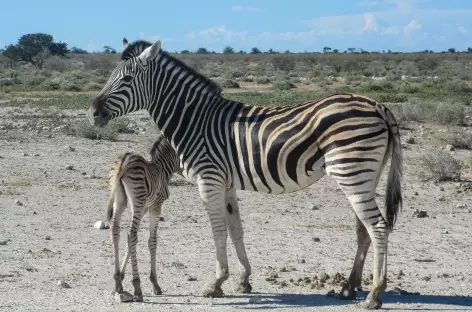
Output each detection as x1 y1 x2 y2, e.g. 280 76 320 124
238 50 246 54
448 48 456 53
323 47 331 53
70 46 88 54
387 49 392 54
468 47 472 53
103 45 116 54
250 47 261 54
347 47 356 53
333 49 339 53
284 50 290 54
1 33 62 69
196 47 209 54
268 48 277 54
180 50 190 54
223 46 235 54
48 42 69 57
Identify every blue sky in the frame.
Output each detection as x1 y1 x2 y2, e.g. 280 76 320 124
1 0 471 53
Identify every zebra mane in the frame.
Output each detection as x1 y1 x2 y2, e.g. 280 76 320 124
121 40 152 60
160 51 223 95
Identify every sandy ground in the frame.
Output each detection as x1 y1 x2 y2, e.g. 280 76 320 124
1 106 472 312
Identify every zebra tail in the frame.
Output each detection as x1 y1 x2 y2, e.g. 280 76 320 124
382 105 403 231
106 155 128 222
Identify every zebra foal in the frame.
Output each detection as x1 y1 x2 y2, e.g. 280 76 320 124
106 136 179 301
89 38 403 309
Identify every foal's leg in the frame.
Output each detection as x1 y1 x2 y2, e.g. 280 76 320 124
340 215 371 299
225 188 252 293
110 182 127 294
148 202 163 295
123 180 146 302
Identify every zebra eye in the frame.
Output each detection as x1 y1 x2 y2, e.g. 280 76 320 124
122 75 134 83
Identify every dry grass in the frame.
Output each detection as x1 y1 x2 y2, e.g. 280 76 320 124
420 150 464 181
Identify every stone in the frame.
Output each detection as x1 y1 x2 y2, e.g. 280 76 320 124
15 199 23 206
45 235 51 240
313 237 321 242
57 280 71 289
446 144 455 151
115 291 133 302
94 221 110 230
65 165 74 170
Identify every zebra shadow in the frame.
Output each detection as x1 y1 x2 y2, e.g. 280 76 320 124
214 291 472 310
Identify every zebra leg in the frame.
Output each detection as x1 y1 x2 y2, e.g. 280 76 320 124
225 188 252 294
110 183 127 294
199 181 229 298
340 215 371 300
148 202 163 296
343 192 388 310
126 189 146 302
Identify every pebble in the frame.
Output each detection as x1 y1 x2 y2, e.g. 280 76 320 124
439 187 444 191
413 210 428 218
94 221 110 230
422 276 431 281
187 276 197 281
15 199 23 206
23 152 28 156
57 281 71 289
441 230 449 234
445 144 455 151
65 165 74 170
45 235 51 240
81 172 87 176
115 291 133 302
436 195 445 202
313 237 321 242
405 136 416 144
65 145 75 152
159 217 165 222
0 239 9 245
456 203 468 209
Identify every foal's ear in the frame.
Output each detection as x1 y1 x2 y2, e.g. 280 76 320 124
122 37 129 49
138 40 161 62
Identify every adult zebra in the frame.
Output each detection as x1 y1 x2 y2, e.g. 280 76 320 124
88 38 403 309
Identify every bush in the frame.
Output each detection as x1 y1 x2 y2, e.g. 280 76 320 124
272 56 295 72
220 79 240 88
436 129 472 150
420 150 463 181
272 80 296 90
256 76 271 84
63 118 131 141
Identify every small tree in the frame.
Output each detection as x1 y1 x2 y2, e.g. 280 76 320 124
250 47 261 54
333 49 339 53
103 45 116 54
223 46 235 54
448 48 456 53
196 47 208 54
347 47 356 53
323 47 331 53
70 47 88 54
180 50 190 54
468 47 472 53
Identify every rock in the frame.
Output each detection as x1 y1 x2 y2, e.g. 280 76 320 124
159 216 165 222
57 280 71 289
446 144 455 151
94 221 110 230
279 281 288 287
33 153 40 157
414 192 419 196
0 239 9 245
439 187 444 191
65 145 75 152
248 296 262 304
187 276 197 281
436 195 445 202
15 199 23 206
422 276 431 281
413 210 428 218
405 136 416 144
23 152 29 156
65 165 74 171
33 211 37 215
45 235 51 240
456 203 468 209
115 291 133 302
441 230 449 234
279 266 288 273
313 237 320 242
326 289 336 297
298 259 306 264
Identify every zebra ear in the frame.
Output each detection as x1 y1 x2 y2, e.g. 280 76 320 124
122 37 129 49
139 40 161 61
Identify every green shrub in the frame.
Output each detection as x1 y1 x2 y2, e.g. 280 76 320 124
420 150 463 181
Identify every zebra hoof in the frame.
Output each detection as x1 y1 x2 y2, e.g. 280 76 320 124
234 281 252 294
202 286 224 298
339 285 357 300
153 284 162 295
359 297 382 309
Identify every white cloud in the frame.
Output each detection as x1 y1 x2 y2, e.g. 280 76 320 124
363 13 379 33
403 19 422 37
384 0 414 12
357 1 380 6
87 41 99 52
139 32 172 43
187 26 250 45
232 6 262 13
457 26 468 34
